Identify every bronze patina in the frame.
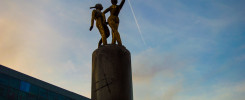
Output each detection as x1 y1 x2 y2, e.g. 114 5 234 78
90 4 110 47
103 0 125 46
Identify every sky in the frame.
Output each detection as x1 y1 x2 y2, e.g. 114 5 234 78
0 0 245 99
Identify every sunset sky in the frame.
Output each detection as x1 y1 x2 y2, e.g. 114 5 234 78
1 0 245 100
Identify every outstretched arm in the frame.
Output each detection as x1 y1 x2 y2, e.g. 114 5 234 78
103 7 110 14
90 10 96 31
119 0 125 9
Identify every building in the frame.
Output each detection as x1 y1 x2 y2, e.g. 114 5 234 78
0 65 90 100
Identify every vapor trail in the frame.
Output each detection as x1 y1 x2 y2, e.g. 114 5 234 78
128 0 146 45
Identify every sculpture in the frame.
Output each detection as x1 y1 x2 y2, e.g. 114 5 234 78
103 0 125 46
90 4 110 47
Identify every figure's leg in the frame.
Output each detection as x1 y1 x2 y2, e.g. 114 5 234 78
98 25 107 45
109 22 120 45
111 28 122 45
115 32 122 45
111 31 116 44
101 31 107 45
98 38 102 47
114 23 122 45
104 25 110 38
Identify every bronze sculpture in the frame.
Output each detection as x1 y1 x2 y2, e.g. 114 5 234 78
90 4 110 47
103 0 125 46
90 1 133 100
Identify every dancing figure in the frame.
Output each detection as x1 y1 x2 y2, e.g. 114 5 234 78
103 0 125 46
90 4 110 47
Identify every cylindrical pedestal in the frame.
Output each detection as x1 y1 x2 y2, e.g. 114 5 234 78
92 45 133 100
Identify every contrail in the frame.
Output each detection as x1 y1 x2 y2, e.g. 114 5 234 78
100 0 146 45
128 0 146 45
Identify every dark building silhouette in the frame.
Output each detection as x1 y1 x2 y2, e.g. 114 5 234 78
0 64 90 100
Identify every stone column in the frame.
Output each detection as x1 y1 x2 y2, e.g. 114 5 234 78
92 45 133 100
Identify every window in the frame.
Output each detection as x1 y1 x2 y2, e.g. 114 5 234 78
0 73 9 86
18 90 28 100
0 85 8 99
39 88 48 99
7 88 19 100
9 77 20 89
48 92 58 100
30 84 39 95
20 81 30 92
58 94 66 100
27 94 38 100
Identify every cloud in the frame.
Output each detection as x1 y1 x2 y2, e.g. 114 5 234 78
161 82 182 100
132 46 245 100
180 82 245 100
132 48 192 82
0 0 94 97
0 18 26 66
131 47 188 100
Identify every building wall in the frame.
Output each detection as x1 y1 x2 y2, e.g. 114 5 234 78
0 65 90 100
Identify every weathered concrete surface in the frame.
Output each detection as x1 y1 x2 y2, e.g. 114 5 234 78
92 45 133 100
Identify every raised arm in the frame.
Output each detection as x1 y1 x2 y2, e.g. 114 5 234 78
90 10 96 31
119 0 125 9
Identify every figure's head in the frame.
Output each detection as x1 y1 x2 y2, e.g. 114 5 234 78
95 3 103 10
111 0 118 5
90 3 103 10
